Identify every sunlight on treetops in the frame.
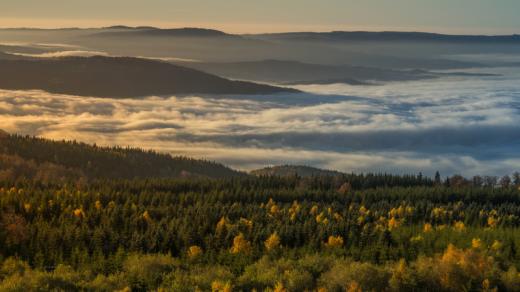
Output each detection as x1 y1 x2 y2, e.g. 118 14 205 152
325 235 344 248
187 245 203 259
264 232 281 251
230 233 252 254
211 280 233 292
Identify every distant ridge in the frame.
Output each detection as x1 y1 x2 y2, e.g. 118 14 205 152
255 31 520 43
103 25 135 29
182 59 481 85
1 27 519 42
92 27 232 38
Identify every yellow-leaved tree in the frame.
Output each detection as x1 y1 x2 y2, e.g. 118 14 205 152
216 216 228 234
436 244 495 291
142 211 152 222
325 235 344 248
73 208 84 219
346 281 362 292
273 282 287 292
187 245 203 259
230 233 252 254
388 217 400 230
211 280 233 292
453 221 466 232
471 238 482 249
264 232 281 251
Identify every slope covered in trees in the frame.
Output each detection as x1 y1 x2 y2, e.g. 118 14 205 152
251 165 344 177
1 133 520 290
1 175 520 290
0 131 243 181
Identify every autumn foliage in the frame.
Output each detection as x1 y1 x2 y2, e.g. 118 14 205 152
0 166 520 290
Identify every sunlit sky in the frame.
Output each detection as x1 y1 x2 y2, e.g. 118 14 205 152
1 0 520 34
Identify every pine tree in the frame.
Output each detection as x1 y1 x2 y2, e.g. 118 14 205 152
434 171 441 185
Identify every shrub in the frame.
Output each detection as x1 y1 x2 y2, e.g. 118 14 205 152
123 254 179 290
501 266 520 291
84 273 127 291
318 259 390 292
163 265 234 292
0 258 29 279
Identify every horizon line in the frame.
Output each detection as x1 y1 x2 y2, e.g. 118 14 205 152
1 25 519 37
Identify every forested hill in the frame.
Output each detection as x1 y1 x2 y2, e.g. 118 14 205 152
0 131 244 181
251 164 433 189
251 165 344 177
0 56 296 98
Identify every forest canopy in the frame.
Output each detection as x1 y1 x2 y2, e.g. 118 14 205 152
1 132 520 291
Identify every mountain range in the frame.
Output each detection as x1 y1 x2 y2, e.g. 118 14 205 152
4 27 512 69
0 27 517 96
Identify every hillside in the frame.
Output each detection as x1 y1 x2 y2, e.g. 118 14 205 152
181 60 424 84
0 56 297 98
251 165 344 177
181 59 496 85
0 131 244 181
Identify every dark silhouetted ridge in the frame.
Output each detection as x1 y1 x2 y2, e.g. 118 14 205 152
0 132 245 181
93 27 232 38
257 31 520 43
183 59 453 84
0 56 297 97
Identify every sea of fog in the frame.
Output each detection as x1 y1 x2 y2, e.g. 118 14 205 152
1 66 519 176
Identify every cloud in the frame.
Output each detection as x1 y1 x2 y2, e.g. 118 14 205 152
8 50 109 58
0 42 199 62
0 42 81 49
138 56 201 63
0 66 519 176
34 43 82 49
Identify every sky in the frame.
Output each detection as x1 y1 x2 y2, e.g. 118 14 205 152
1 0 520 34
